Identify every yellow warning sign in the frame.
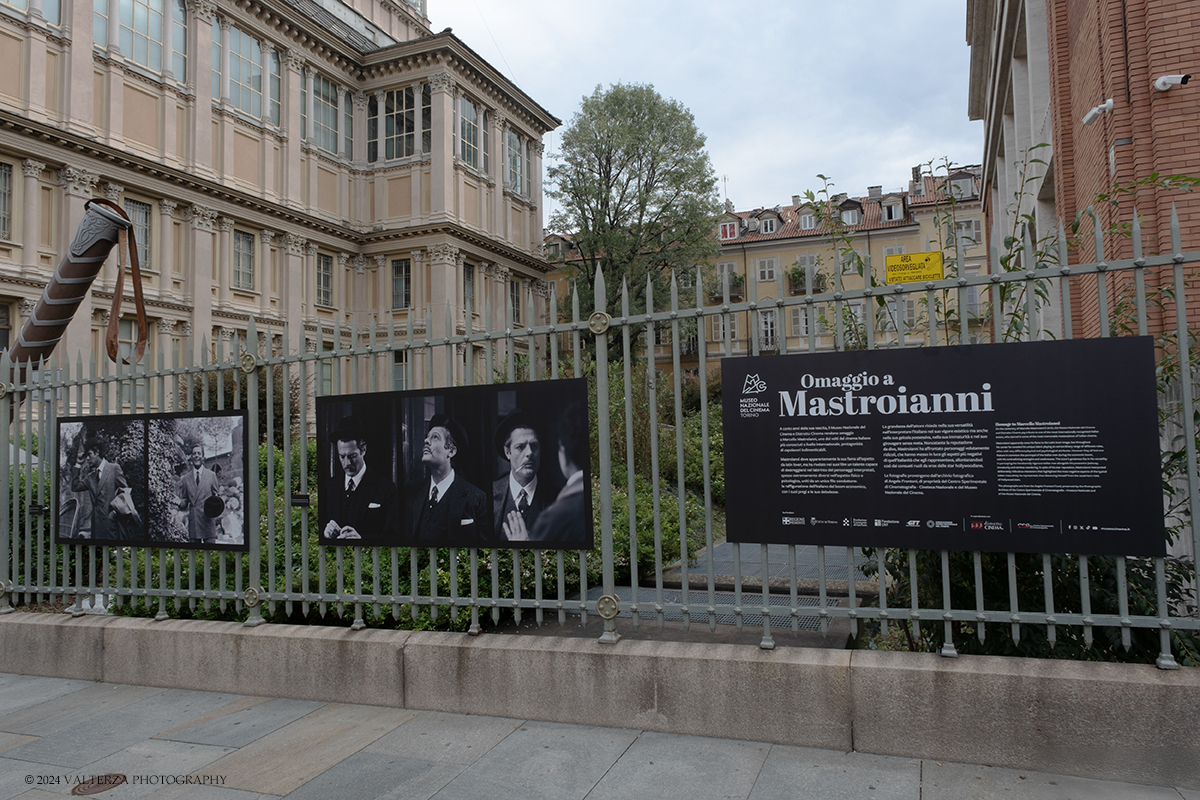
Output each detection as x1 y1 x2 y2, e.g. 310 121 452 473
885 251 944 284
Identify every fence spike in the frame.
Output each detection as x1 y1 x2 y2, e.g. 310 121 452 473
594 264 606 313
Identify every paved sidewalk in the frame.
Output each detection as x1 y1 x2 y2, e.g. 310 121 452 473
0 672 1192 800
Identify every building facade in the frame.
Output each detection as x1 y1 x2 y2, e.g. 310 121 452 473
0 0 558 392
967 0 1200 339
634 169 988 369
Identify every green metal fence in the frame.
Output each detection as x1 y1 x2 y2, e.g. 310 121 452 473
1 207 1197 669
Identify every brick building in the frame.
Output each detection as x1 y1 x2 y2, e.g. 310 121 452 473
968 0 1200 339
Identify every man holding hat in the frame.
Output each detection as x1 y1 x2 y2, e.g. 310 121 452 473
492 408 557 542
322 416 399 545
407 413 488 545
71 436 130 541
176 441 221 544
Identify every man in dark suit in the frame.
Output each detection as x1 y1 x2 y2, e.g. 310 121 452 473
322 416 400 545
503 404 591 548
175 442 221 544
492 408 556 543
407 413 488 546
70 437 130 541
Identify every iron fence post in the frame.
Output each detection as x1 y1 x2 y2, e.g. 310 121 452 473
593 265 620 644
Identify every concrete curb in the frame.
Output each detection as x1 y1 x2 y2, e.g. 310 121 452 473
0 614 1196 788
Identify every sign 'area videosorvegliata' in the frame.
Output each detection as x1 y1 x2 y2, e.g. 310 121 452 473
722 337 1163 556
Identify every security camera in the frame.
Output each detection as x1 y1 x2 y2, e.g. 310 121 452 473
1081 98 1114 126
1154 74 1191 91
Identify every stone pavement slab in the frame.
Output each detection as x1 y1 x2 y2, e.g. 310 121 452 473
921 760 1188 800
0 756 75 800
364 711 523 765
281 751 464 800
429 720 638 800
585 731 770 800
0 683 163 738
158 697 325 748
0 676 93 718
203 703 416 796
40 739 236 799
746 745 921 800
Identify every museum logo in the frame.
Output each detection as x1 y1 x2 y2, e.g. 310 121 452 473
742 374 767 394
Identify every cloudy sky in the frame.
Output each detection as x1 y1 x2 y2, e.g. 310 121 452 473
432 1 983 221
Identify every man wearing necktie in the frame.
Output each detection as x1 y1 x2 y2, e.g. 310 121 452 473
407 413 488 546
175 442 221 544
491 408 557 544
321 416 399 545
70 436 131 541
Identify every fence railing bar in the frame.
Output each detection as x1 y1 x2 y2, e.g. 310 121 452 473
939 550 956 657
1117 555 1131 650
1042 552 1056 646
1169 205 1200 610
1007 552 1020 644
973 551 985 644
646 276 665 631
671 277 691 632
621 280 639 629
695 268 718 632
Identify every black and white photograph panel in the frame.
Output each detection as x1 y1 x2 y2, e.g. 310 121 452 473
146 411 248 551
489 378 593 550
316 393 401 547
56 416 147 545
399 390 490 548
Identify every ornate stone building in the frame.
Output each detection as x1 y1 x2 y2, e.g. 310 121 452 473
0 0 558 389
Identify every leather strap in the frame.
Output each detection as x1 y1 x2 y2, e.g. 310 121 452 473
89 198 148 364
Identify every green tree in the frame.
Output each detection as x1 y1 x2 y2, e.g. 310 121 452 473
548 83 720 342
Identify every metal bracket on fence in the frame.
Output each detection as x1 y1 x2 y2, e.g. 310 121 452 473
0 383 7 400
239 351 258 374
28 504 46 517
243 587 261 608
290 494 311 508
588 311 611 335
596 594 620 620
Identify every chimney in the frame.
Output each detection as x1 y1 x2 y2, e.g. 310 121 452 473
723 198 735 214
912 166 922 183
868 186 882 201
792 194 802 206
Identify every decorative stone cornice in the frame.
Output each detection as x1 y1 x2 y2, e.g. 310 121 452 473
59 167 99 199
21 159 45 179
428 243 458 266
186 0 217 19
185 205 219 231
285 233 306 255
285 48 305 72
158 199 177 215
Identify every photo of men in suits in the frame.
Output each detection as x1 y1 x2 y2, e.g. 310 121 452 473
175 442 221 544
70 436 132 541
500 402 592 549
321 416 400 545
492 408 557 543
407 413 489 546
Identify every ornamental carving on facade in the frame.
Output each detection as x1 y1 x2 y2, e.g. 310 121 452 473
492 265 511 282
185 205 218 231
429 72 454 94
306 243 318 256
493 112 508 131
19 299 37 315
96 308 111 326
158 199 177 215
412 249 425 263
353 91 369 110
186 0 217 19
533 279 552 299
218 326 233 342
353 254 368 274
218 217 235 233
285 48 305 72
338 252 351 269
533 140 545 157
103 182 123 201
374 255 388 270
285 233 306 254
260 230 275 244
156 318 176 334
179 321 193 337
428 243 459 265
59 167 99 199
21 159 45 179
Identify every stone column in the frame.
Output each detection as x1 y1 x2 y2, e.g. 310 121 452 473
305 242 317 320
411 248 425 317
259 230 274 318
156 318 176 396
284 233 306 352
283 50 306 208
217 216 233 306
337 252 351 316
21 160 45 270
65 0 97 136
493 113 509 242
187 0 217 177
428 72 454 223
428 243 457 386
185 204 218 362
158 200 176 277
375 255 388 315
532 139 545 244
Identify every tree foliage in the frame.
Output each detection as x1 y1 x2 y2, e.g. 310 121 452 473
548 83 720 328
